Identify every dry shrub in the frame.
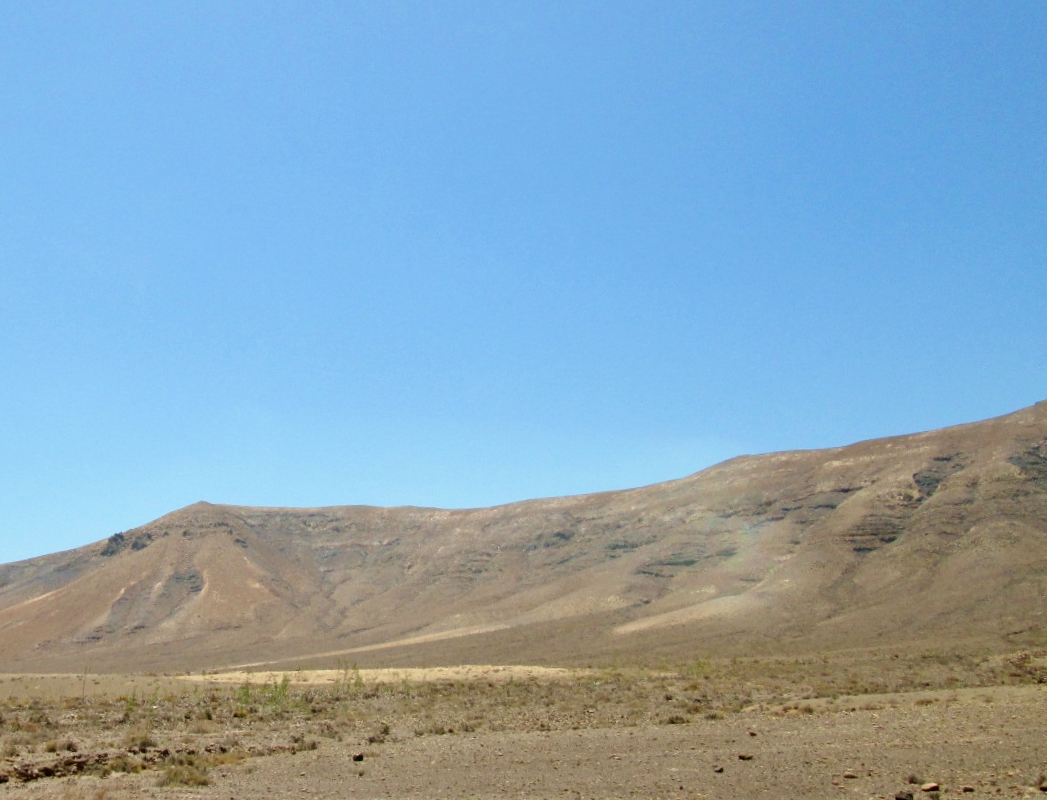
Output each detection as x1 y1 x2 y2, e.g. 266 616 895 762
158 753 209 786
108 754 144 774
158 763 209 786
121 728 156 750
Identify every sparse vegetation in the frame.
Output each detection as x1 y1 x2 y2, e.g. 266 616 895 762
1 646 1045 790
157 753 209 787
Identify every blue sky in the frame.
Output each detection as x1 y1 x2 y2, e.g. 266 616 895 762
2 2 1045 562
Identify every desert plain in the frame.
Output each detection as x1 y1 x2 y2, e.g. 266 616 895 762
2 651 1047 799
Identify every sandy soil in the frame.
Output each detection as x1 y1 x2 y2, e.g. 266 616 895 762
2 683 1046 799
183 665 585 686
0 674 187 704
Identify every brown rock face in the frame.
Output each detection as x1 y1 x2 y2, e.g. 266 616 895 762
2 401 1047 672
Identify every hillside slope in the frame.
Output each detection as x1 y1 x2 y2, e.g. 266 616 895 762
2 401 1046 672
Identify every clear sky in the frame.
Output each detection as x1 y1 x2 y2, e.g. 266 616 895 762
2 2 1045 563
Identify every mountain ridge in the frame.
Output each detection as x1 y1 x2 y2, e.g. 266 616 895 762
2 400 1046 672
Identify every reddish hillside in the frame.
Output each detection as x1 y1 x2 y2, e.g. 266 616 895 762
2 401 1046 672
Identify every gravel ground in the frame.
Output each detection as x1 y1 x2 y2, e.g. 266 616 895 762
3 685 1045 800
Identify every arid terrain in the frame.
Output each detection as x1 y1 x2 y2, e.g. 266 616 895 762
2 653 1047 799
2 401 1047 797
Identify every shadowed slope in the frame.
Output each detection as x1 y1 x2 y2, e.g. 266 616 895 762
2 401 1046 672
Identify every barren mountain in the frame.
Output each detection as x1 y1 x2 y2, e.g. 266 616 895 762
2 401 1046 673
